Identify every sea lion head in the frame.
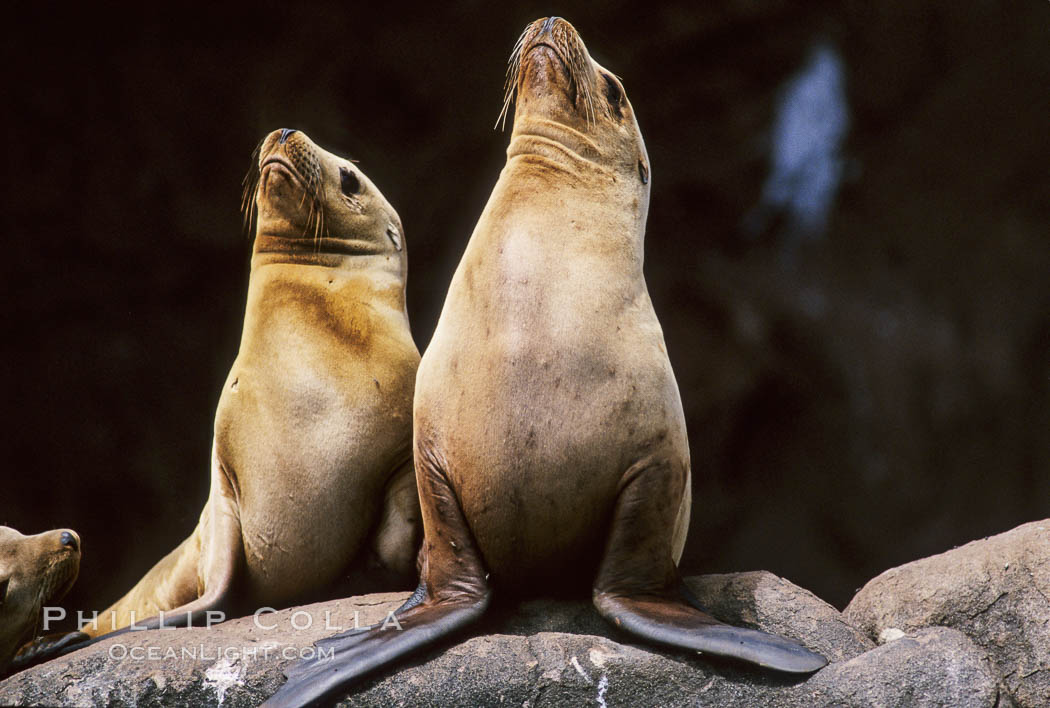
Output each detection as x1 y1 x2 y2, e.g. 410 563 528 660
244 129 406 262
501 17 651 193
0 526 80 669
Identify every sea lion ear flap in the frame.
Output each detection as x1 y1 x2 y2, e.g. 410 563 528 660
637 158 649 185
386 223 403 251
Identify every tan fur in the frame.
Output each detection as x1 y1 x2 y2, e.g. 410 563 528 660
0 527 80 669
86 130 421 636
415 20 689 590
263 24 822 705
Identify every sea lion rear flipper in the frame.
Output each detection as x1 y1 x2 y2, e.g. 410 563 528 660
594 592 826 673
592 457 827 674
263 445 491 708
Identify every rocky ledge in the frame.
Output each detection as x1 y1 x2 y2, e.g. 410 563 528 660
1 557 1028 708
846 519 1050 707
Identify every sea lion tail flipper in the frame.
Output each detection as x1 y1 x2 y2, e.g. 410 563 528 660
592 457 827 674
263 444 491 708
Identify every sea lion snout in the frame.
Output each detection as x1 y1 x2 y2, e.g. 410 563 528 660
534 16 568 41
260 131 320 184
59 530 79 553
0 526 82 671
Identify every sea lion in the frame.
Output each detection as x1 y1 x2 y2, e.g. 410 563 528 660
16 129 421 668
265 18 826 707
0 527 80 673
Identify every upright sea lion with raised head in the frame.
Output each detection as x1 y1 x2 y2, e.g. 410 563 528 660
267 18 826 706
16 129 421 669
0 527 80 673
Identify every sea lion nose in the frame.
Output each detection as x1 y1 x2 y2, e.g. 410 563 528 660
538 17 559 36
60 531 79 552
278 129 298 145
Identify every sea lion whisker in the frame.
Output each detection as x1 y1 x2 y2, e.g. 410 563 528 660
241 175 260 237
497 23 532 130
240 141 264 237
314 196 325 250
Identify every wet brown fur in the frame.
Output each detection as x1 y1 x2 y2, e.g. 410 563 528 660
0 527 80 670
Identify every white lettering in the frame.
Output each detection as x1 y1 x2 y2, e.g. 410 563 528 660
77 610 99 632
323 610 342 631
129 611 148 631
157 610 176 630
253 607 279 630
290 610 313 630
42 606 66 631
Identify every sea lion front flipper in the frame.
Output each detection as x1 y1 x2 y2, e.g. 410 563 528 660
87 451 244 640
592 457 827 674
263 444 491 708
132 453 245 632
5 631 89 676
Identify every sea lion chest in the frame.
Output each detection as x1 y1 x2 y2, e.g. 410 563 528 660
214 265 416 580
416 216 686 587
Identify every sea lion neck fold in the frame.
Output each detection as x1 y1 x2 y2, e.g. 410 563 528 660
499 17 650 239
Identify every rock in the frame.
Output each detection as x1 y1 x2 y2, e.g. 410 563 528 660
845 520 1050 707
0 573 1008 707
803 628 1009 708
685 571 874 662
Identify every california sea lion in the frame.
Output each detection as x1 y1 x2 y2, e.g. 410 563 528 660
0 527 80 672
266 18 826 706
19 129 421 666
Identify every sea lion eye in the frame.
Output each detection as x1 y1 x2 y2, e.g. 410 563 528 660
0 577 8 608
340 167 361 195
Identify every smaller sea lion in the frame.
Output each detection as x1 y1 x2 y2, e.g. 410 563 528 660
0 527 81 673
13 129 421 671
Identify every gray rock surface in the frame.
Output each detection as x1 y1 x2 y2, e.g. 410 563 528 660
0 574 1006 707
685 571 874 663
845 519 1050 707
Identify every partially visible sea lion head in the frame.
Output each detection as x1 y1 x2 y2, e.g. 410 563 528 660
501 17 651 198
246 129 405 264
0 527 80 669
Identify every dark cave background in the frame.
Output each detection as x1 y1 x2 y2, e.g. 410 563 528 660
3 2 1048 619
